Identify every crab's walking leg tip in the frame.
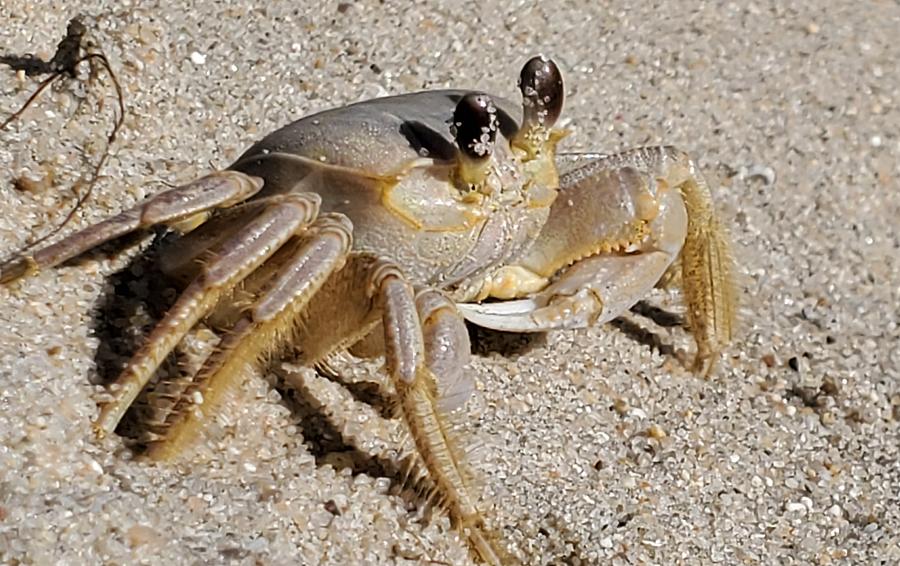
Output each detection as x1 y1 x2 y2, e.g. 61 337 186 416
693 349 720 377
94 401 127 438
92 421 109 440
0 256 38 284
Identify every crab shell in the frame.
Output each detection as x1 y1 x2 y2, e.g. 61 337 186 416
228 90 559 292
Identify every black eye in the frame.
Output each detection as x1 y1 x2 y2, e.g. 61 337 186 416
451 93 498 161
518 55 564 128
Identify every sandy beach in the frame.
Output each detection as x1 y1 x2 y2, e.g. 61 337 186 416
1 1 897 564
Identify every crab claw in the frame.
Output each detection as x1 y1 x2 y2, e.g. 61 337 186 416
457 159 691 333
460 147 739 375
456 297 542 331
456 250 674 332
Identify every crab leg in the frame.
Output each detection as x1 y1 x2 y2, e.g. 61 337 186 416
142 214 352 460
93 192 321 437
414 290 506 563
676 160 739 373
459 147 737 374
373 265 503 564
416 289 475 413
286 257 501 563
0 171 263 284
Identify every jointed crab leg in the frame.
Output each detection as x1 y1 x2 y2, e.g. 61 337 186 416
143 213 353 460
94 192 322 436
674 159 738 374
285 258 501 563
615 148 737 374
416 289 474 413
0 171 263 284
372 264 503 564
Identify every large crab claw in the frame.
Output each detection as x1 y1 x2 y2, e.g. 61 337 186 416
458 147 738 375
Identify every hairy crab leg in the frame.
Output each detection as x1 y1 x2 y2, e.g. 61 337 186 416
285 257 505 564
142 214 353 460
0 171 263 284
93 192 321 437
372 264 507 565
674 158 739 374
413 289 507 563
459 147 737 374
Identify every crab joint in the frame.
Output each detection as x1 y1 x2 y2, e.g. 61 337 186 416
451 93 498 189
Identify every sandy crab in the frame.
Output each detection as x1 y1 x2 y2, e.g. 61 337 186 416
1 56 737 563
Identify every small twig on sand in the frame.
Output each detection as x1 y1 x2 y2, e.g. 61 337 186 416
0 17 87 77
1 16 125 257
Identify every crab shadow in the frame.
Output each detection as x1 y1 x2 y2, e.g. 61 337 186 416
611 300 683 360
85 233 169 386
272 368 407 481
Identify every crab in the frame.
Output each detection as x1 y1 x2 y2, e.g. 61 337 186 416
1 56 737 564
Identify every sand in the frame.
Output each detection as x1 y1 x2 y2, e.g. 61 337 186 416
1 1 898 564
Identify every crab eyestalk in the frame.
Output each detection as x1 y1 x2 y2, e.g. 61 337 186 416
451 93 498 189
511 55 565 160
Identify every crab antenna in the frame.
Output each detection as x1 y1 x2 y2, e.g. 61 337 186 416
451 93 498 188
512 55 564 157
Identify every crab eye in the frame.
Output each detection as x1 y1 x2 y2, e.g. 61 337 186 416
451 93 498 161
518 55 564 129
